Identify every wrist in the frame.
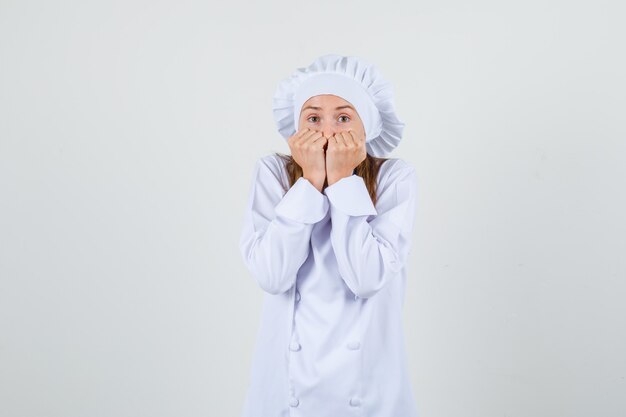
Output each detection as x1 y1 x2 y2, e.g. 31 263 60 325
327 171 353 186
302 173 325 192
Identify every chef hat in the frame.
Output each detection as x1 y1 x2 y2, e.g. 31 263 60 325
272 54 405 158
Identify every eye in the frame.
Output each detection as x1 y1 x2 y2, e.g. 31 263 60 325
307 116 319 123
338 115 350 123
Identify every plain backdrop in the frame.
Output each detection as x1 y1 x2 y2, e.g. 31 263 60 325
1 0 625 416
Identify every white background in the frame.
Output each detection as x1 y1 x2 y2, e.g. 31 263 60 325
1 0 624 416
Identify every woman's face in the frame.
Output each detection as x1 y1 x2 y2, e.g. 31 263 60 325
298 94 366 141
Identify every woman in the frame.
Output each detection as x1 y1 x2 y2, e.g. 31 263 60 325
239 54 419 416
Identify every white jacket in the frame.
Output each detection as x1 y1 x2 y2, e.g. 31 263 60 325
239 153 419 417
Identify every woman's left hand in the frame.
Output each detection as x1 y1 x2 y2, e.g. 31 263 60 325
325 130 366 186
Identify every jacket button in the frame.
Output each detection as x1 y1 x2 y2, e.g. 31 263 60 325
349 396 361 406
289 340 301 351
347 341 360 350
354 294 359 300
295 291 301 302
289 397 299 407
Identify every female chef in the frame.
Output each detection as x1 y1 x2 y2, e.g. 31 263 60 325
239 54 420 417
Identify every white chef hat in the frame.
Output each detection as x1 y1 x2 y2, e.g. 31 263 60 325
272 54 405 158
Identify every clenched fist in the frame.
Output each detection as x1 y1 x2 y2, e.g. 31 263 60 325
325 129 366 186
287 128 328 192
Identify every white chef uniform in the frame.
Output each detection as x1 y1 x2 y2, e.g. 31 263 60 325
239 53 420 416
239 152 419 416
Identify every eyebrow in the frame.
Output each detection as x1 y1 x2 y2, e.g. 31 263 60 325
301 105 356 112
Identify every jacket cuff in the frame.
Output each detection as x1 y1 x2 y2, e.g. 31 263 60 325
274 176 329 224
324 175 378 216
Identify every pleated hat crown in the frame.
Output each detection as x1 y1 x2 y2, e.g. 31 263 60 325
272 54 405 158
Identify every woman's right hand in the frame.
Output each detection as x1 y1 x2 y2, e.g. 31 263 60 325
287 128 328 192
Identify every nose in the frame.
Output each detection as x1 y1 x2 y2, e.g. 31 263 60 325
321 124 340 138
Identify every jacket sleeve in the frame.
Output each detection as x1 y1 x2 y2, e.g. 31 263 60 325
239 156 329 295
323 161 418 299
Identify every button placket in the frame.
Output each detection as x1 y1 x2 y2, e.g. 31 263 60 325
348 293 365 409
288 287 301 411
346 340 361 350
349 396 362 407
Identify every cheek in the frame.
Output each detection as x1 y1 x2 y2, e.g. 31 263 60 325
298 116 310 131
351 121 364 136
